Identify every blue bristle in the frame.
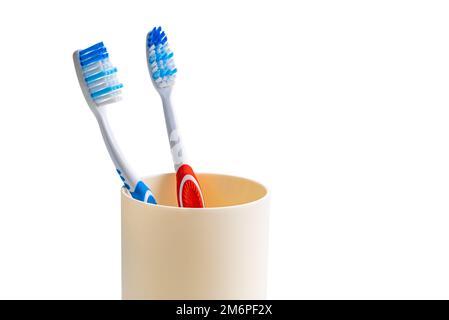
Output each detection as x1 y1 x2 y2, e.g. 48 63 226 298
78 42 124 104
147 26 167 47
84 68 117 83
146 26 177 87
91 84 123 99
152 70 160 80
79 46 107 61
79 42 109 67
80 52 109 67
79 42 104 56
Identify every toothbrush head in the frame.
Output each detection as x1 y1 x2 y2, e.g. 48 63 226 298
74 42 124 108
146 26 177 89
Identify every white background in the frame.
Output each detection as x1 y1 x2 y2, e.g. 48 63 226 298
0 0 448 299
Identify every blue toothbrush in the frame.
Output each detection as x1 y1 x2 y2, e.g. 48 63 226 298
73 42 157 204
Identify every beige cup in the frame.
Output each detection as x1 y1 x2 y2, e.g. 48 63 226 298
121 173 269 300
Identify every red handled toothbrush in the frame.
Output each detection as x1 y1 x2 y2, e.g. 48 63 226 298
146 26 205 208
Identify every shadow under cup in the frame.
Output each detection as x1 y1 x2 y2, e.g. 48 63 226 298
121 173 270 300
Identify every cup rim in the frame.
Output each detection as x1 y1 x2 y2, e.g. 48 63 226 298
121 172 269 211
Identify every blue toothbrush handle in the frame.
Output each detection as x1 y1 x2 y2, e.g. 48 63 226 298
117 169 157 204
130 181 157 204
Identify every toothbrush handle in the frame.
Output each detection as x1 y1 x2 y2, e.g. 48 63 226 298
160 93 204 207
116 170 156 204
176 164 204 208
97 113 157 204
161 92 186 170
130 180 157 204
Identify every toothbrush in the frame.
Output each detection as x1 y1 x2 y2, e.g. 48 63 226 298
73 42 157 204
146 27 205 208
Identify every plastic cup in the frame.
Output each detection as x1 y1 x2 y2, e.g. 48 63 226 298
121 173 269 300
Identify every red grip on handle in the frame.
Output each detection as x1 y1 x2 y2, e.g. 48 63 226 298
176 164 205 208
